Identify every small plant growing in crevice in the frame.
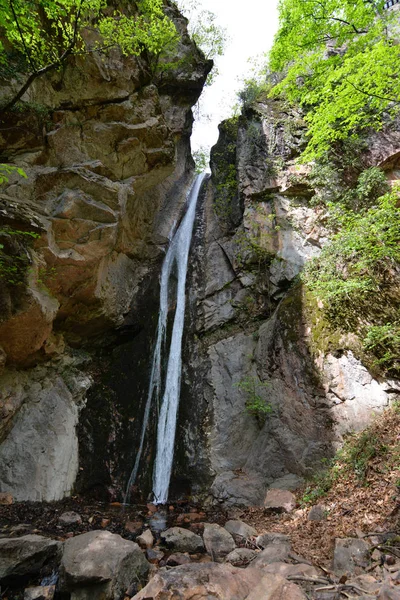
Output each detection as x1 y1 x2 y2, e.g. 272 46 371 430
0 227 40 286
234 376 272 424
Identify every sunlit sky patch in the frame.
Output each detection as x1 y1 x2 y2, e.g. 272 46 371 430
190 0 279 152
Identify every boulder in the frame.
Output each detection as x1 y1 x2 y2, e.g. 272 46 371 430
333 538 370 575
0 535 62 581
256 532 290 549
224 520 257 543
250 543 291 567
264 489 296 513
160 527 204 553
132 563 273 600
203 523 236 560
59 530 149 600
225 548 257 567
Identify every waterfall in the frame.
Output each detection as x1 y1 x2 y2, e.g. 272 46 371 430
124 173 206 505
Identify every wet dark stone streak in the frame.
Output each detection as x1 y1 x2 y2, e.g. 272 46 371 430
75 271 162 502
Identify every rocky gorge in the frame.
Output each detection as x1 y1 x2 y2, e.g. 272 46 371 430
0 0 400 598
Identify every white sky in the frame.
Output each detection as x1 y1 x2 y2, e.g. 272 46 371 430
190 0 279 152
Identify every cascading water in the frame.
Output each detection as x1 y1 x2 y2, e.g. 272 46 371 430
124 173 206 505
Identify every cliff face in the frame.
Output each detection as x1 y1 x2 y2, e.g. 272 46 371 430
0 4 212 502
184 99 400 506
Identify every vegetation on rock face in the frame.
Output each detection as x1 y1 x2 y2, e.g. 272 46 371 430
0 0 179 110
302 184 400 377
269 0 400 160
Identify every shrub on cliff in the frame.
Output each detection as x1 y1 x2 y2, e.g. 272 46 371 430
269 0 400 160
0 0 179 111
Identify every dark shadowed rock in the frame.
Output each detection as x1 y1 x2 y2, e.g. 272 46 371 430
0 535 62 581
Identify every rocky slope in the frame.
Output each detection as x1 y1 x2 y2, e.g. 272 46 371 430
0 3 211 502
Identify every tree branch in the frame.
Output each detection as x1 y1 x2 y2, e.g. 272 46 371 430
344 76 400 104
1 0 85 113
9 0 37 73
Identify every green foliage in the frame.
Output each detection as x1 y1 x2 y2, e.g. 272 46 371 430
237 78 269 109
303 189 400 324
0 226 40 285
0 163 27 185
303 184 400 376
0 0 178 109
176 0 227 85
234 376 272 422
193 145 209 174
363 323 400 373
269 0 400 159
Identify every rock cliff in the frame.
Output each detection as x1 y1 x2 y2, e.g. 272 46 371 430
0 3 212 501
181 98 400 506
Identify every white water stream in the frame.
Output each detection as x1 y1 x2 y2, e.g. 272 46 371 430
124 173 206 505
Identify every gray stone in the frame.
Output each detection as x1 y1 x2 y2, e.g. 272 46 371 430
59 530 149 600
146 548 164 564
224 520 257 543
250 543 291 567
203 523 236 560
255 532 291 549
0 535 62 580
160 527 204 553
333 538 370 575
0 365 91 502
225 548 257 567
308 505 327 521
59 512 82 526
264 489 296 513
211 471 266 507
269 474 304 491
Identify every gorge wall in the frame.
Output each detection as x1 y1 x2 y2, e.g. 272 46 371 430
179 98 400 506
0 3 212 502
1 7 399 507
